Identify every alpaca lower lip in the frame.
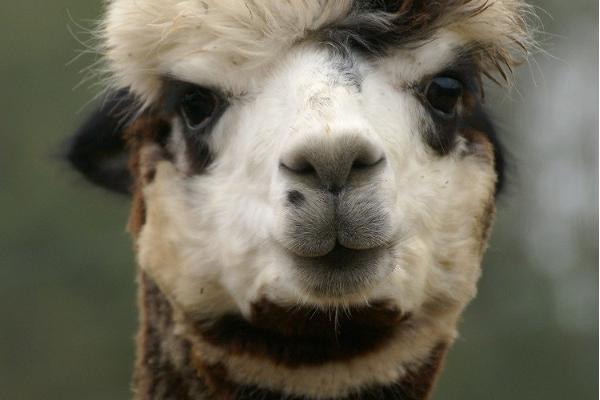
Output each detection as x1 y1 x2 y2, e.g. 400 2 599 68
302 244 381 267
291 245 390 297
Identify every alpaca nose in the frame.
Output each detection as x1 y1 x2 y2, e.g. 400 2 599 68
280 134 385 190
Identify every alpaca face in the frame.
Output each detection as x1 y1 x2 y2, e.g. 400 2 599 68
132 38 496 321
69 0 530 319
68 1 532 394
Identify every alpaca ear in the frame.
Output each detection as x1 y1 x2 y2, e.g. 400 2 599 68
66 90 136 194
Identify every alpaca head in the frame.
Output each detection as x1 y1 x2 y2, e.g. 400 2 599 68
68 0 534 397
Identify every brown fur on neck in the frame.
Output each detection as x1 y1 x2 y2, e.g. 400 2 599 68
133 272 447 400
192 299 411 367
133 273 212 399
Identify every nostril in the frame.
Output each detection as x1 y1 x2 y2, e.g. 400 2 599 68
280 158 316 175
295 162 316 175
352 159 370 170
352 155 385 170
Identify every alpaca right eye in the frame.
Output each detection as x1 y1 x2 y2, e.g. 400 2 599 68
179 86 221 130
425 77 463 116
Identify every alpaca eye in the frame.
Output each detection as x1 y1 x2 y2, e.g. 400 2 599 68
425 77 463 116
179 86 221 130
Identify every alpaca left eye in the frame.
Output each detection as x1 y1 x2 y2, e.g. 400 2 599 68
179 86 221 130
425 77 463 116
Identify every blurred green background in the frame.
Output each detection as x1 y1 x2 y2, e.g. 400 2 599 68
0 1 597 399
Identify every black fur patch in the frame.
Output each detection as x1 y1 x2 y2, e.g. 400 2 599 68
409 54 480 154
193 299 409 367
421 113 459 155
408 54 505 194
325 46 363 89
183 135 214 173
65 89 136 193
322 0 487 56
161 79 228 174
287 190 306 206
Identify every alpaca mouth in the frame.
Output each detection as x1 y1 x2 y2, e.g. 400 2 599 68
291 244 391 298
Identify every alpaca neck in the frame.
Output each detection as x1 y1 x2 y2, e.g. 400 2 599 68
132 272 447 400
133 273 210 399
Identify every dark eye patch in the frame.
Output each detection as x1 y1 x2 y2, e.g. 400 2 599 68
160 79 229 173
413 57 482 155
162 79 227 128
414 59 506 194
416 76 462 155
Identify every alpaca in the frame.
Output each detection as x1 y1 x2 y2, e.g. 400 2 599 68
67 1 535 399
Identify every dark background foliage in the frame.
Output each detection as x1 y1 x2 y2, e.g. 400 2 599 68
0 1 597 399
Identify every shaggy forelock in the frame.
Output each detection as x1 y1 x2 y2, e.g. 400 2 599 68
101 0 536 105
